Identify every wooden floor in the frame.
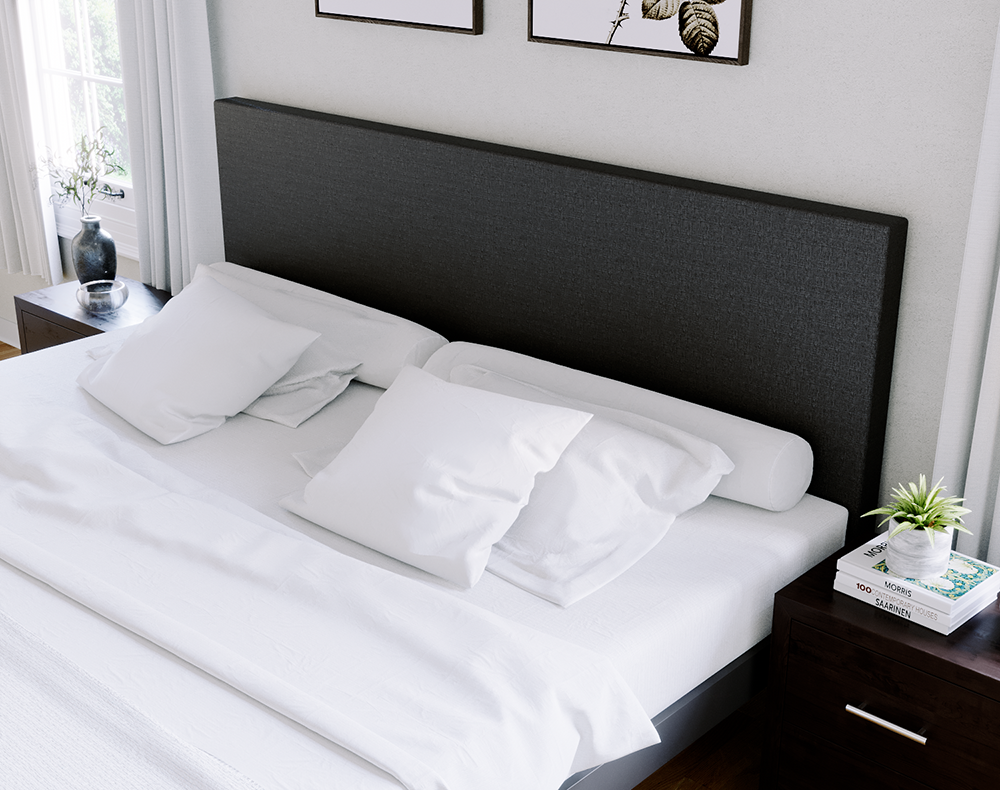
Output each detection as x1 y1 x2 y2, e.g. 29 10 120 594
0 334 764 787
635 692 766 790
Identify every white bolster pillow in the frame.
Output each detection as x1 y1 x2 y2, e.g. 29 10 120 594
424 342 813 512
200 262 447 389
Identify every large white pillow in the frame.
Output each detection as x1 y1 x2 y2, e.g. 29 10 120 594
78 276 319 444
281 366 592 588
425 342 813 512
200 263 446 389
452 366 734 606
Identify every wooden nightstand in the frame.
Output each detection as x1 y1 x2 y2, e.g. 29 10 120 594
762 554 1000 789
14 277 170 353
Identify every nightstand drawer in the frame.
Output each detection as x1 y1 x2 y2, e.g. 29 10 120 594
776 725 935 790
20 311 88 353
783 621 1000 787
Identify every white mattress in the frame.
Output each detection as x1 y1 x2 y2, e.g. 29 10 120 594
0 329 847 789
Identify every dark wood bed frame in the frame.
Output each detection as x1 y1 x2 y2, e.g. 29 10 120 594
213 96 907 790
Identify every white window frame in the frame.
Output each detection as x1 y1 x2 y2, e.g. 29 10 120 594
21 0 137 260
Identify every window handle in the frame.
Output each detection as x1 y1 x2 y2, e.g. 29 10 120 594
98 184 125 200
845 704 927 745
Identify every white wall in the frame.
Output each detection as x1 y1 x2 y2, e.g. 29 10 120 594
0 271 47 346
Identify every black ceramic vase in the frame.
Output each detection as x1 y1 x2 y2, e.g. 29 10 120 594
72 216 117 283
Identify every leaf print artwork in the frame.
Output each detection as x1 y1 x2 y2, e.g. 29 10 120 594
678 0 720 56
530 0 749 64
607 0 630 44
642 0 682 21
607 0 725 57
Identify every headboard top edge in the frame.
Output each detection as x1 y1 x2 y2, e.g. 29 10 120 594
216 97 907 233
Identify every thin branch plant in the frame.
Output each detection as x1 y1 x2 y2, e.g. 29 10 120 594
42 128 125 218
605 0 727 57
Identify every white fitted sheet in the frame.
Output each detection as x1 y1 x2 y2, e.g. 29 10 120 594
0 329 847 789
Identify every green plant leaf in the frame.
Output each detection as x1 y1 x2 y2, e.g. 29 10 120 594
863 474 971 537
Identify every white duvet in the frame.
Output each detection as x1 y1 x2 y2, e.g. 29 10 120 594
0 405 658 790
0 610 265 790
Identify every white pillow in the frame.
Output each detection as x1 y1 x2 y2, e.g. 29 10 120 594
200 263 446 388
281 366 592 588
242 360 359 427
424 343 813 512
452 367 734 606
78 276 319 444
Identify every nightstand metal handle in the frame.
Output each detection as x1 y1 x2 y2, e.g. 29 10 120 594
845 704 927 745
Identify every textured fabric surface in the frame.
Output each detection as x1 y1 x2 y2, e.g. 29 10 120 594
78 275 319 443
283 365 592 587
118 0 225 294
214 97 906 543
448 364 734 605
443 354 811 512
0 334 848 790
0 610 262 790
933 17 1000 563
0 407 658 790
0 0 61 282
201 262 447 389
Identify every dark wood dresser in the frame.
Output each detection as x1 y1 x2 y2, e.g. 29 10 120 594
15 277 170 353
762 554 1000 789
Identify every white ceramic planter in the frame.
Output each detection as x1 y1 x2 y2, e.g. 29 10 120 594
885 522 952 579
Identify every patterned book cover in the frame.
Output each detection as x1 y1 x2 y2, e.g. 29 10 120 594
836 537 1000 614
832 572 980 635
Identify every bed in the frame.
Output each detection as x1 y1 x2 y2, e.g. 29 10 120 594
0 97 906 790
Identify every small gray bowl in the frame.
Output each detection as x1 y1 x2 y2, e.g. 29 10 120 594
77 279 129 315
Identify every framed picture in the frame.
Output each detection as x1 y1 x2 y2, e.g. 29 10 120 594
316 0 483 35
529 0 752 64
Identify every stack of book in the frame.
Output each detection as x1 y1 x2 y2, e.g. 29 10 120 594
834 537 1000 635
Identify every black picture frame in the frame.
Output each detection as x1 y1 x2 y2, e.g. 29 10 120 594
316 0 483 35
528 0 751 65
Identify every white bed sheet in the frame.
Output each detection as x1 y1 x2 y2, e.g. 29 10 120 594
0 407 657 790
0 329 847 789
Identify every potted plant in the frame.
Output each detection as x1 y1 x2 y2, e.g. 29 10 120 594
863 475 971 579
44 129 126 283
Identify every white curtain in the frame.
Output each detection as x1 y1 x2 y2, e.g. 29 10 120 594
116 0 224 296
0 0 60 284
933 17 1000 565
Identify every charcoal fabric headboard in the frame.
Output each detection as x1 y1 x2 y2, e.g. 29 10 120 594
215 97 906 546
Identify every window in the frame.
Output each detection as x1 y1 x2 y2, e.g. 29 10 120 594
21 0 137 258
